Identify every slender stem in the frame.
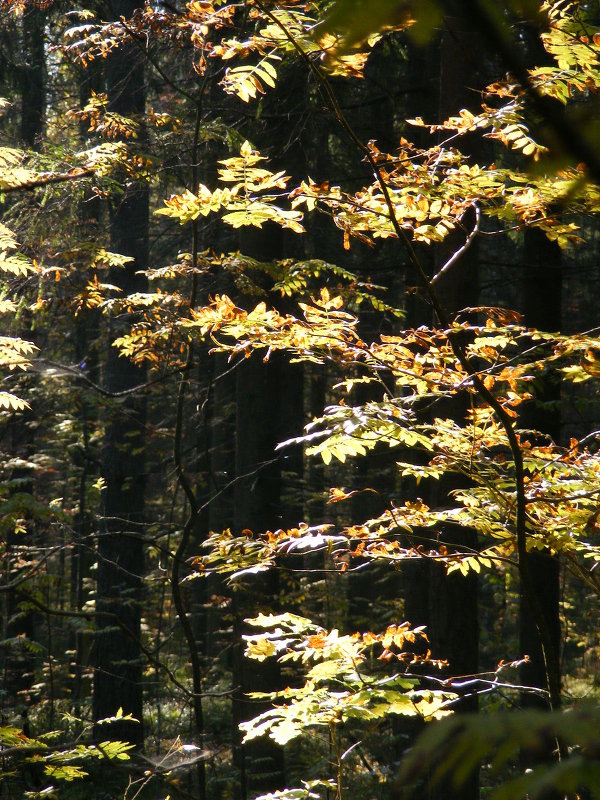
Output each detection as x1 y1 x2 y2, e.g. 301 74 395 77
431 204 481 285
21 586 231 701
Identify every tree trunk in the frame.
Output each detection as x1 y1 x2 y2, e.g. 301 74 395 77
92 0 148 748
519 229 562 701
232 353 286 800
1 1 47 713
70 53 104 717
426 12 484 800
20 5 45 147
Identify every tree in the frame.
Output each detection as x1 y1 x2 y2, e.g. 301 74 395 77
2 0 47 709
91 0 148 748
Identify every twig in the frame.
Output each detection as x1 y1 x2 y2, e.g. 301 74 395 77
431 205 481 285
0 168 95 194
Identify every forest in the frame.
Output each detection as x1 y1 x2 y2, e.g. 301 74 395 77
1 0 600 798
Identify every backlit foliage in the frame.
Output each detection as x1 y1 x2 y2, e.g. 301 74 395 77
3 0 600 798
158 140 305 232
240 613 455 746
187 291 600 580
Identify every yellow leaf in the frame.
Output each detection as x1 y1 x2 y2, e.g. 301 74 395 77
246 637 276 661
0 392 30 411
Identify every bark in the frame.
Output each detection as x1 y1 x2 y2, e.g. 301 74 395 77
1 1 47 712
400 34 440 641
519 229 562 711
232 353 286 800
425 13 485 800
517 9 564 765
71 55 104 715
228 65 306 796
517 231 562 800
92 0 148 748
20 6 45 147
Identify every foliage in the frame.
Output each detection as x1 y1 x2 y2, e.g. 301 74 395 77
2 1 600 799
158 140 305 232
240 612 455 747
185 290 600 576
0 715 134 796
0 219 36 410
396 704 600 799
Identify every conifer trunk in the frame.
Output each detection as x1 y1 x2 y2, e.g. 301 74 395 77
2 2 47 708
20 5 45 147
92 0 147 747
232 353 286 800
519 229 562 709
426 12 484 800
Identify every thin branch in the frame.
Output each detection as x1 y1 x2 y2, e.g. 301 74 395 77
169 98 207 800
0 168 95 194
18 589 231 703
117 14 200 105
431 204 481 285
34 357 193 398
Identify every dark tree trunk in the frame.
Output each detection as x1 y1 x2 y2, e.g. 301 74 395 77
514 0 564 705
401 33 440 644
201 350 236 654
1 1 47 712
92 0 148 748
514 230 563 800
228 61 307 795
426 12 484 800
71 55 104 716
20 6 45 147
231 353 286 800
519 229 562 710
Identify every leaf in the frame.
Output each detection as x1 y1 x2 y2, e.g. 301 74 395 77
245 637 277 661
397 705 600 797
91 248 134 268
320 0 416 52
307 660 345 680
94 740 134 760
94 711 138 726
0 392 30 411
255 790 318 800
44 764 88 781
0 299 16 313
246 613 316 633
220 57 281 102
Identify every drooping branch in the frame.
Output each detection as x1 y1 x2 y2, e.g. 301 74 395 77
0 167 95 193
